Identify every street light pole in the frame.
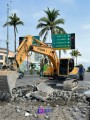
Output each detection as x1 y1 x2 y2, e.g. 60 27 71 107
6 3 9 64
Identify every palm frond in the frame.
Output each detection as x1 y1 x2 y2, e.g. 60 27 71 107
44 8 60 22
39 27 48 37
3 22 9 27
16 21 24 25
55 26 66 34
37 23 47 29
70 50 81 57
52 19 65 26
38 17 50 23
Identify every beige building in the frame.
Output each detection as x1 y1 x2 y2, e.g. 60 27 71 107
0 48 15 69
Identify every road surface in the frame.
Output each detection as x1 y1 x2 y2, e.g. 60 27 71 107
16 72 90 89
78 72 90 87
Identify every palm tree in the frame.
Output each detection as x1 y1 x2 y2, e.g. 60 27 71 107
37 7 66 43
70 50 81 66
3 13 24 53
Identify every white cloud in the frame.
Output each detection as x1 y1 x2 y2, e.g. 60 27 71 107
78 58 90 64
82 24 90 30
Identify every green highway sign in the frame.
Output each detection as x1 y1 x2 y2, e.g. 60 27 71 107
19 37 24 45
33 36 40 45
52 33 75 50
19 36 40 45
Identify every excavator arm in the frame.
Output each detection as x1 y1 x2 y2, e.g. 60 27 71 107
29 45 59 72
14 35 59 74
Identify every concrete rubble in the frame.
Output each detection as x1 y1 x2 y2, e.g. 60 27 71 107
0 77 90 120
31 82 55 101
1 83 87 119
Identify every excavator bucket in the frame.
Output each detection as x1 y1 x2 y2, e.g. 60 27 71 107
0 70 18 100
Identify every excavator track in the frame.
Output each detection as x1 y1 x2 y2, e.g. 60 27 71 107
63 78 78 91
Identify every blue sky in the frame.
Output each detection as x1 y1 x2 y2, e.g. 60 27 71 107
0 0 90 68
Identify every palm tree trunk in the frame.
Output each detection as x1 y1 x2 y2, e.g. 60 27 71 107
14 26 16 53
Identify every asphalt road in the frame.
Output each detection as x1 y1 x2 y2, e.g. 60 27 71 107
16 75 45 87
78 72 90 87
16 72 90 88
84 72 90 81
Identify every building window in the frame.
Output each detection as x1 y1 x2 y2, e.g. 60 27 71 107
0 55 3 60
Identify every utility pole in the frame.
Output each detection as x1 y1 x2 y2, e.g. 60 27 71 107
6 3 9 64
59 50 61 58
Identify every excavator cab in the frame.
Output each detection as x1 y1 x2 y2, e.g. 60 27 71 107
59 58 74 76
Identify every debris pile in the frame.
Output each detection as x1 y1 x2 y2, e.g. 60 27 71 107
0 100 89 120
0 77 90 120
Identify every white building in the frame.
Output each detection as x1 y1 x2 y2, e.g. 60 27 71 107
0 48 15 69
19 52 42 71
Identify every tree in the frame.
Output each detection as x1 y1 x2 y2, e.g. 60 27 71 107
37 8 66 43
70 50 81 66
3 13 24 53
37 8 66 58
87 66 90 72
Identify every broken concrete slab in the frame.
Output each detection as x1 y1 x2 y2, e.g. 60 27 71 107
84 90 90 97
31 91 48 101
0 70 18 100
37 82 54 94
31 82 54 101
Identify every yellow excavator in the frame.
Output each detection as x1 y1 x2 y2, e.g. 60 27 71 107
0 35 79 100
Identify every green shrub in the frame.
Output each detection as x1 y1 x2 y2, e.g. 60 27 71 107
87 66 90 72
